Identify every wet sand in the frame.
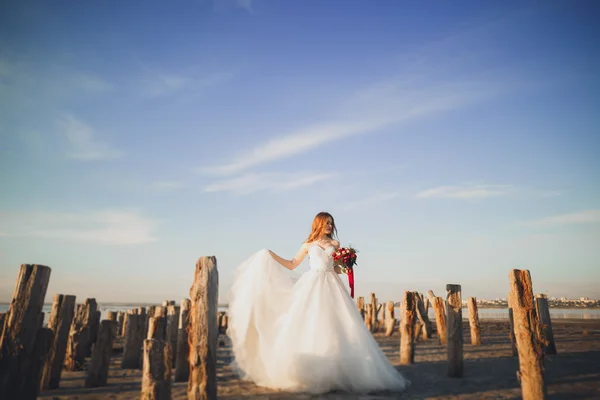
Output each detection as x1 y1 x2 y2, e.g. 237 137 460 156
38 319 600 399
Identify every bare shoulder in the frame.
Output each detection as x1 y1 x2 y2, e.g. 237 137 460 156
331 239 340 249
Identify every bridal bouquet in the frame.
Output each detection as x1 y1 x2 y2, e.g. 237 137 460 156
333 246 358 298
332 246 358 273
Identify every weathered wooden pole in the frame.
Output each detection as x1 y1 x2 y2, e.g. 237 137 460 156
85 320 117 388
446 284 463 377
467 297 481 345
508 291 518 356
0 264 52 399
0 313 5 332
41 294 76 390
219 314 228 335
369 293 378 332
415 292 432 340
365 304 373 332
356 296 365 320
89 309 101 352
509 269 546 400
117 311 125 336
22 327 53 400
107 311 118 322
535 294 556 355
432 296 447 345
187 256 218 400
174 299 191 382
122 313 145 369
148 316 166 340
384 301 396 336
399 291 416 365
166 305 179 366
64 298 97 371
141 339 172 400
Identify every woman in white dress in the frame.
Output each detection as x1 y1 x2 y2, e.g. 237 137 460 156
227 212 409 394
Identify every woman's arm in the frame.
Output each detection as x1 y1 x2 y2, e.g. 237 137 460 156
269 244 308 271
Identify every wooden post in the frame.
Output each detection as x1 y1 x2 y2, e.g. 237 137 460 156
415 292 432 340
85 320 116 388
122 313 129 337
148 316 166 340
166 305 179 366
432 296 447 345
23 327 53 400
0 313 5 332
117 311 125 336
41 294 76 390
509 269 546 400
82 300 99 358
399 291 416 365
64 298 97 371
365 304 373 332
174 299 191 382
356 296 365 320
446 284 463 377
508 291 518 356
535 294 556 355
369 293 378 332
467 297 481 346
219 314 228 335
122 313 145 369
187 256 218 400
0 264 51 399
141 339 172 400
384 301 396 336
107 311 118 322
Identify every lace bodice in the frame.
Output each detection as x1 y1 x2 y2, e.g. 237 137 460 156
308 245 335 272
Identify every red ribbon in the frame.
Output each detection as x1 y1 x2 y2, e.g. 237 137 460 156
348 268 355 298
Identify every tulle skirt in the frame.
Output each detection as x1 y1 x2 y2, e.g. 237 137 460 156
227 248 409 394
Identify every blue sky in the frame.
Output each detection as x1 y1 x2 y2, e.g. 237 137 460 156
1 0 599 304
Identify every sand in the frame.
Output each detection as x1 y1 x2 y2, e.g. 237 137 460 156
38 319 600 399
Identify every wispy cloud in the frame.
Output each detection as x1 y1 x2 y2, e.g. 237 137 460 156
204 171 337 195
59 115 122 161
198 76 510 176
0 210 158 245
524 210 600 227
415 184 514 199
138 68 233 98
339 191 403 211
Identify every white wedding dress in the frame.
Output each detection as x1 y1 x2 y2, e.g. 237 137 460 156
227 244 409 394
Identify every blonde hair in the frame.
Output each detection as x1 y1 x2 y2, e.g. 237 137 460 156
304 212 337 243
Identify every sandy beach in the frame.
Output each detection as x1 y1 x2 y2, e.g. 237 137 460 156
37 319 600 399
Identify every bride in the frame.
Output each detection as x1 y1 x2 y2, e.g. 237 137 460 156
226 212 409 394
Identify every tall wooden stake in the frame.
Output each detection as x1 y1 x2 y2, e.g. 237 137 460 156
356 296 365 320
467 297 481 345
141 339 172 400
446 284 463 377
187 256 218 400
122 313 144 369
166 305 179 366
535 294 556 355
85 320 116 388
0 264 52 399
174 299 191 382
399 291 416 365
41 294 76 390
384 301 396 336
509 269 546 400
